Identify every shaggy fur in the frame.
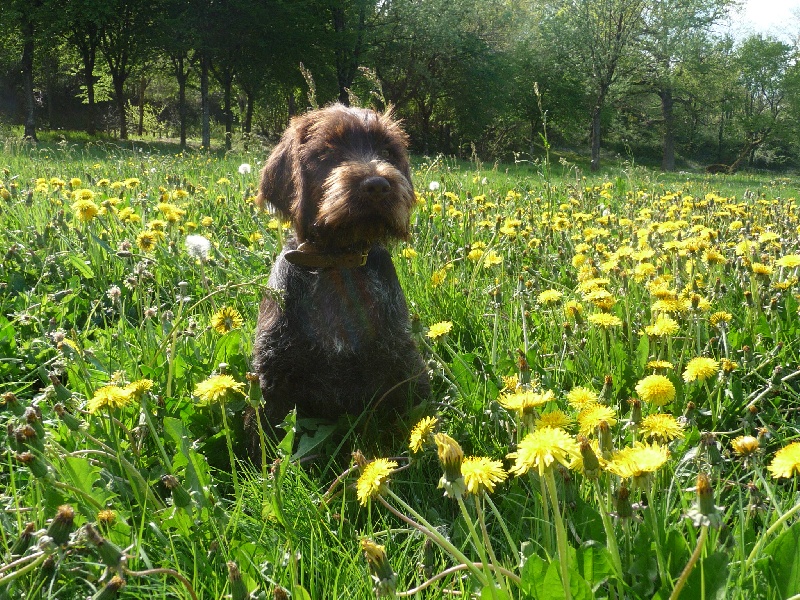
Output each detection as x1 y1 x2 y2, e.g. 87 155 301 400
251 104 429 438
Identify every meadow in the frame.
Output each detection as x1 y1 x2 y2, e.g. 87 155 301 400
1 135 800 600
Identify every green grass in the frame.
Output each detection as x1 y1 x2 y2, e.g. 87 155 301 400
1 135 800 599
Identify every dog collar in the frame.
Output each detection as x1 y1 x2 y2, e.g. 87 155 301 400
284 241 369 269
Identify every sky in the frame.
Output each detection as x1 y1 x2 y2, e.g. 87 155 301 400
729 0 800 40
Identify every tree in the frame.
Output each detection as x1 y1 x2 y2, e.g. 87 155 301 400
634 0 731 170
545 0 646 171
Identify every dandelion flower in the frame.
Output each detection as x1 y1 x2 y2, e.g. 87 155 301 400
461 456 507 494
356 459 397 505
767 442 800 479
577 403 617 436
606 442 670 482
409 416 438 453
536 410 574 430
588 313 622 329
428 181 440 191
430 268 447 287
709 311 733 327
238 163 252 175
483 250 503 267
87 385 132 413
124 379 154 399
731 435 759 457
210 307 243 334
136 230 158 252
193 374 246 405
643 315 680 337
71 198 100 222
507 427 580 477
426 321 452 341
566 386 599 409
683 357 719 383
537 289 563 305
401 247 417 259
498 389 554 415
776 254 800 268
434 433 464 477
640 413 685 441
646 360 674 371
635 375 676 406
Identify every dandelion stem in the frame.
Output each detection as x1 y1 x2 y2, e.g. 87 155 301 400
219 403 240 497
475 494 512 598
396 562 521 596
484 494 519 559
457 497 497 598
380 491 490 587
669 525 708 600
544 468 571 600
0 552 47 587
593 479 626 595
644 487 669 588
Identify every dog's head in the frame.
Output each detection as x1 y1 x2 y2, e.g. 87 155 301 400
256 104 415 250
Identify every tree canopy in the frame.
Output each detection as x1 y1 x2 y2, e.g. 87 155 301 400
1 0 798 170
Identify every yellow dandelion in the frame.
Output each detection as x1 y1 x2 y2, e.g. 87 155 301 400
124 379 154 399
606 442 670 480
136 230 158 252
87 385 132 413
588 313 622 329
506 427 580 477
461 457 507 494
564 301 583 320
409 416 438 453
73 188 95 201
640 413 685 441
577 403 617 436
210 307 244 334
467 248 484 262
71 198 100 222
535 410 574 430
498 389 554 415
731 435 760 457
401 247 417 259
776 254 800 268
193 374 246 405
767 442 800 479
356 459 397 505
635 375 676 406
430 268 447 287
482 250 503 267
683 357 719 383
426 321 452 341
709 311 733 327
566 386 599 409
69 177 82 188
646 360 674 371
751 262 773 276
124 177 140 189
643 315 680 337
537 289 563 305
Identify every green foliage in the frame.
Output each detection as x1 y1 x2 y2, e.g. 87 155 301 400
1 143 800 598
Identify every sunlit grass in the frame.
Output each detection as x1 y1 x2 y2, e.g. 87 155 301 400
1 138 799 599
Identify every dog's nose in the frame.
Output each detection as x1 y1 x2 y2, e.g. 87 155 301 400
362 176 391 197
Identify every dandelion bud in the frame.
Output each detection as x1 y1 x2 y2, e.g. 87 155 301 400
578 437 601 480
628 398 642 428
600 375 613 402
686 472 723 528
273 586 290 600
743 290 753 307
90 575 125 600
614 484 632 519
434 433 466 499
54 403 83 432
227 561 250 600
47 505 75 546
597 421 613 459
9 522 36 557
24 406 45 438
161 474 192 508
16 451 49 479
2 392 24 417
361 539 397 598
770 365 783 388
85 523 125 568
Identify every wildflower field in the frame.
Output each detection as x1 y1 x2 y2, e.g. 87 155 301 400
1 137 800 600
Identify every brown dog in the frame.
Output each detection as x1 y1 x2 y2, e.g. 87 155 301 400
251 104 429 438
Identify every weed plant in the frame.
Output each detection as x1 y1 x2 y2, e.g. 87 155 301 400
1 136 799 599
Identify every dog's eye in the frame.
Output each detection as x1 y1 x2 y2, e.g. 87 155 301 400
380 148 392 159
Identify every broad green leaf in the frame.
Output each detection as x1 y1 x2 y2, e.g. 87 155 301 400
68 253 95 279
763 519 800 598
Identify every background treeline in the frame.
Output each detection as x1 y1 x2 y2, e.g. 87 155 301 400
1 0 799 171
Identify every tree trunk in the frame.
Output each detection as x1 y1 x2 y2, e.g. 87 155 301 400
176 55 187 148
113 74 127 139
590 104 602 172
244 90 253 135
661 87 675 172
84 58 96 136
223 73 233 150
201 55 210 149
21 16 37 141
137 77 146 136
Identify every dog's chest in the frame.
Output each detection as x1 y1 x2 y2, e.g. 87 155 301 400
287 266 404 353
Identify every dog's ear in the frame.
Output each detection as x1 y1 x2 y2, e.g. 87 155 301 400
256 119 306 217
